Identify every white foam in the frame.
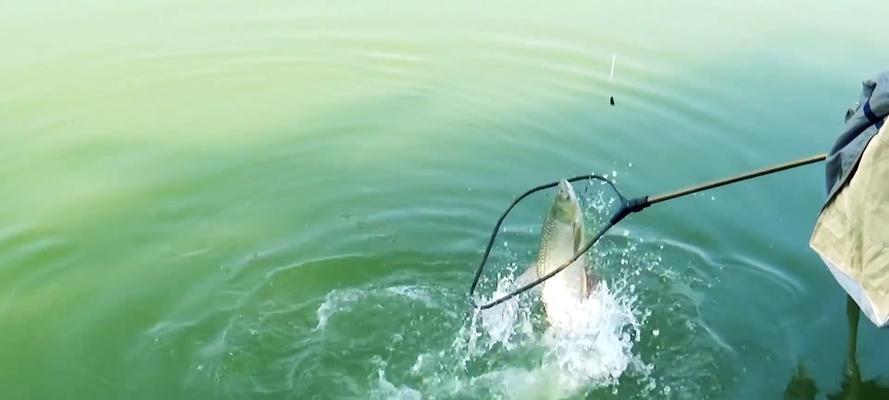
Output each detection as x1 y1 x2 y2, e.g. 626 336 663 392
360 266 652 399
315 284 437 331
479 275 535 351
371 369 422 400
460 275 645 399
383 285 436 307
540 283 638 392
315 288 362 330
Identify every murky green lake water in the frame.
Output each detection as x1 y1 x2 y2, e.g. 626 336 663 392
1 1 887 399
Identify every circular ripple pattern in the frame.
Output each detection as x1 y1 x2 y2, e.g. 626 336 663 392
0 1 886 399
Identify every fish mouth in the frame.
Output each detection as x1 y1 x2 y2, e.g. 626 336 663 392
557 179 576 202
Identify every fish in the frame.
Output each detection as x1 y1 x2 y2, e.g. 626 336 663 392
517 179 598 329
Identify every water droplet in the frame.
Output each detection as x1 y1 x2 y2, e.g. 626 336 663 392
652 329 660 337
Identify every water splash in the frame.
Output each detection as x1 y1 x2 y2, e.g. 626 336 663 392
371 361 423 400
360 181 656 399
315 284 437 330
458 274 646 399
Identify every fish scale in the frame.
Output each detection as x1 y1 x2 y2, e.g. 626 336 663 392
529 180 593 329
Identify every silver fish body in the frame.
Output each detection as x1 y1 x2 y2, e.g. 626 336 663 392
533 179 596 328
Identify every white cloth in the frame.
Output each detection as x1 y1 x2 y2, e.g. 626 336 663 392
811 120 889 326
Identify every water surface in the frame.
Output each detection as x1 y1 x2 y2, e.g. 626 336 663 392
1 1 888 399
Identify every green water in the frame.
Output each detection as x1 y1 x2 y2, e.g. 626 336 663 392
2 1 888 399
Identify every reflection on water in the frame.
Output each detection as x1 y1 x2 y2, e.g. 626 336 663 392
785 298 889 400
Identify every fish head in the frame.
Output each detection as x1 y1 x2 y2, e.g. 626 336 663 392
550 179 583 232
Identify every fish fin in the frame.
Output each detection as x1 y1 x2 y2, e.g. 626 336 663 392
573 221 583 252
515 263 539 288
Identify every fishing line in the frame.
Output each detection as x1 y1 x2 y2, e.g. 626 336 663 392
469 153 827 310
609 53 616 106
